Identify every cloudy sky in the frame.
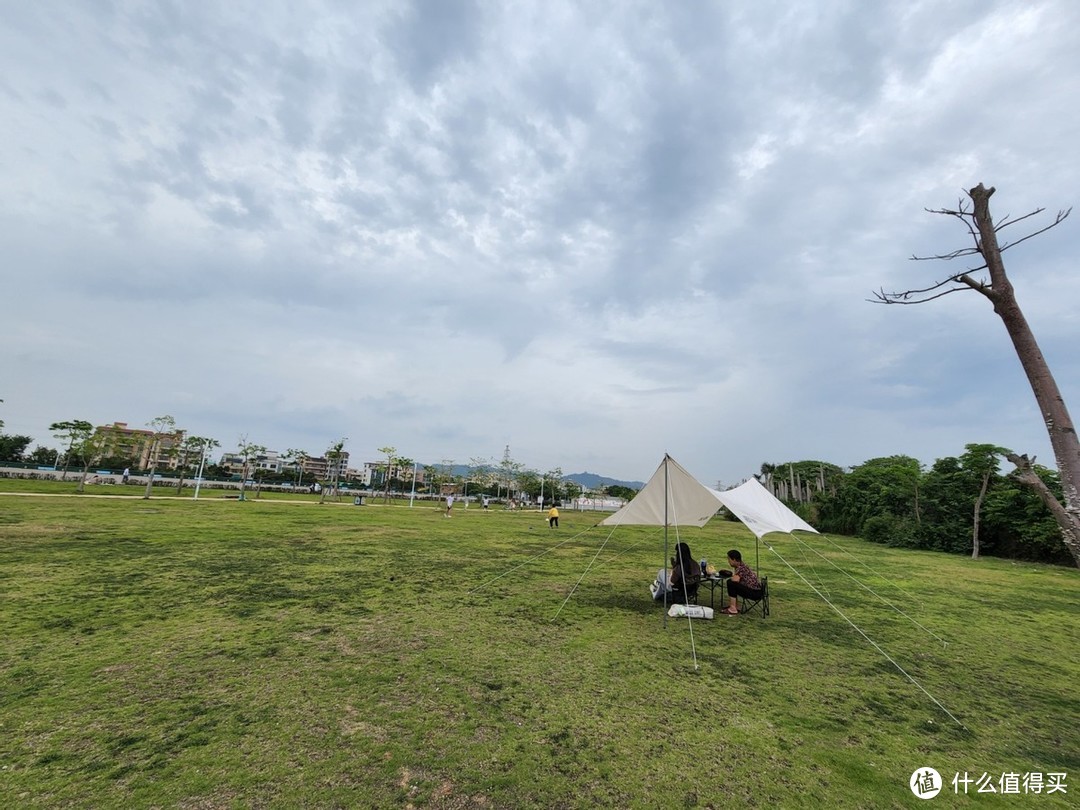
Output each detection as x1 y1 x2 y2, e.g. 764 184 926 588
3 1 1079 485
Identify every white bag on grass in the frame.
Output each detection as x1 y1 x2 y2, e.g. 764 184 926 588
667 603 714 620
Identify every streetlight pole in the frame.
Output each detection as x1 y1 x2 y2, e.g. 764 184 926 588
193 441 209 500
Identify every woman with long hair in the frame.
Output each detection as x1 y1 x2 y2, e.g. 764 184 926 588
650 541 701 603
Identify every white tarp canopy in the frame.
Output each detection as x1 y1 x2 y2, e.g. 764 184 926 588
709 478 818 539
599 455 723 528
601 454 818 538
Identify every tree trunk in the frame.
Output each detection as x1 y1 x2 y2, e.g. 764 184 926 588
972 470 990 559
77 461 91 493
1006 452 1080 563
175 450 188 494
970 185 1080 567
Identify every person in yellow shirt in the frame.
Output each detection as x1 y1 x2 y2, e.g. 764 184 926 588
547 505 559 528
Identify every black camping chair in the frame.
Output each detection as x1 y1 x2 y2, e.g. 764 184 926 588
738 576 770 617
669 578 700 606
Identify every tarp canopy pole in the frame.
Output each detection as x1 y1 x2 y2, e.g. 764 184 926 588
663 454 670 620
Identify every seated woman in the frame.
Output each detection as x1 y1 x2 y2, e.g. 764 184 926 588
721 549 762 615
651 541 701 604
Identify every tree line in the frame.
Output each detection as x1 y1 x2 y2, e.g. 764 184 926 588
757 447 1072 566
0 421 616 505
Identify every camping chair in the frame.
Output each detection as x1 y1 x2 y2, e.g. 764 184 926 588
668 578 700 607
738 576 769 617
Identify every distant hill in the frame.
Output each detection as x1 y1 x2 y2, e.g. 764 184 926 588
563 472 644 491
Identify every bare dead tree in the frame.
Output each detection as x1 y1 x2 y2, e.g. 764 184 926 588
872 183 1080 567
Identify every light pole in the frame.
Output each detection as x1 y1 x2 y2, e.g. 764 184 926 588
193 441 209 500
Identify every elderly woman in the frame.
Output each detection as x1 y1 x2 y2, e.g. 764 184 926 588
720 549 762 615
651 541 701 604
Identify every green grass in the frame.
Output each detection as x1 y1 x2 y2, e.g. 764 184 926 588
1 489 1077 808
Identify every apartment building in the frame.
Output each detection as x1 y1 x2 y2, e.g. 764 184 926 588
300 451 349 482
219 450 284 477
93 422 185 469
361 460 422 488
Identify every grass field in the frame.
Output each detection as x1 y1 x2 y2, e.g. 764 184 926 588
1 485 1078 808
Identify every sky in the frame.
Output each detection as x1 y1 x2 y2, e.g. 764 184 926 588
3 1 1079 487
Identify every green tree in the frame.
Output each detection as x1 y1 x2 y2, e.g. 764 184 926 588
234 436 266 501
422 464 437 495
141 415 177 500
440 459 456 495
819 456 924 541
961 443 1008 559
984 465 1072 564
377 446 396 504
173 435 216 494
394 457 414 492
320 439 347 504
920 456 971 553
192 438 220 497
469 456 492 486
543 467 564 504
50 420 93 479
283 448 308 487
74 432 108 493
0 434 33 462
467 456 493 503
498 446 524 500
604 484 639 501
27 445 59 466
517 468 541 502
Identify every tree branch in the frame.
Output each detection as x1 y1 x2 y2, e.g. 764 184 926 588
910 247 983 262
994 207 1045 231
999 208 1071 252
875 192 1068 306
955 273 991 293
868 285 973 304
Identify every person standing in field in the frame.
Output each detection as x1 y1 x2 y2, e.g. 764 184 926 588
547 505 559 528
445 494 454 518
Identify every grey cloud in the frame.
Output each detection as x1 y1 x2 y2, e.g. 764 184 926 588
3 0 1079 483
386 0 484 91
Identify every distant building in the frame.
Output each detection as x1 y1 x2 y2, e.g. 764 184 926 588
219 449 284 478
93 422 185 469
299 451 349 482
362 460 421 488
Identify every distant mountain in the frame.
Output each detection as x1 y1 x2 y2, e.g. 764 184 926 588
563 471 644 491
